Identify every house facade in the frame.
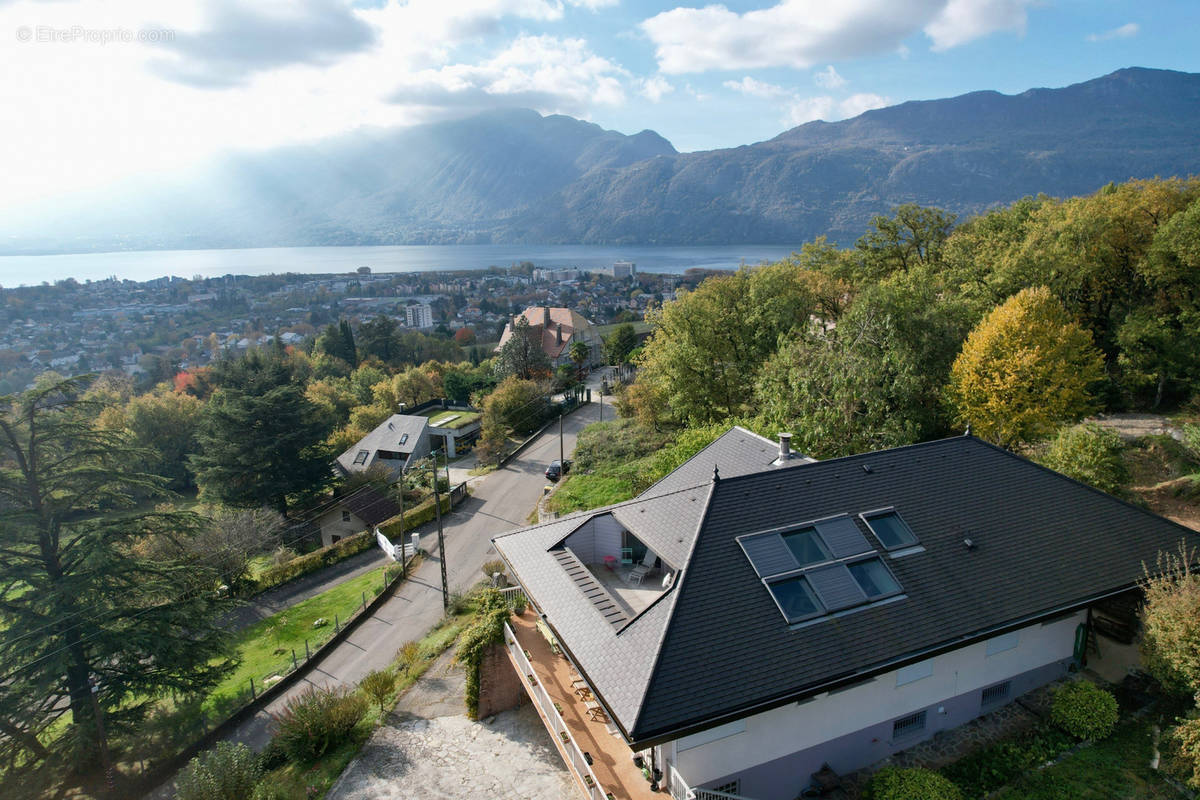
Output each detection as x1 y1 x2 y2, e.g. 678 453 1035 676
493 428 1195 800
496 306 601 368
312 485 403 548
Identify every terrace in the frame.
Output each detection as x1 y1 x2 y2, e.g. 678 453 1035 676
505 611 660 800
421 408 482 430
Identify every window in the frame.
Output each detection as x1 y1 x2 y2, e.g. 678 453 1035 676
986 631 1019 656
353 449 370 465
342 510 351 523
847 558 901 598
981 681 1011 707
399 433 409 446
896 659 933 687
767 576 821 621
781 527 832 567
892 709 927 739
862 510 919 550
711 780 741 795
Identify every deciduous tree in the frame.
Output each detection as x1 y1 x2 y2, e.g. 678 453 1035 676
948 287 1104 448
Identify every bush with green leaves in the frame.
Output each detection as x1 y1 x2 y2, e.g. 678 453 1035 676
359 669 397 714
174 741 263 800
270 686 368 762
1034 422 1129 495
1050 681 1119 740
864 766 962 800
939 724 1074 797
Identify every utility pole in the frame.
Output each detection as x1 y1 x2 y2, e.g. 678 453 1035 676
559 414 564 468
397 472 407 578
431 452 449 611
599 385 603 422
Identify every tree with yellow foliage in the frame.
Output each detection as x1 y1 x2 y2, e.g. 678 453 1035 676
948 287 1103 448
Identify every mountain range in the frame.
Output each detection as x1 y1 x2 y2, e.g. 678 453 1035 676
4 67 1199 254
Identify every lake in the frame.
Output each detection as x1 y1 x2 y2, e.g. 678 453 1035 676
0 244 807 285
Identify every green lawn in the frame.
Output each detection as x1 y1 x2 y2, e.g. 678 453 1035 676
990 718 1180 800
423 409 481 430
204 563 403 715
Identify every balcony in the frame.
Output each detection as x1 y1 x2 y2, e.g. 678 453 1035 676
504 613 661 800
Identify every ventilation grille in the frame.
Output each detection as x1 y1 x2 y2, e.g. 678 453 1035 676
892 709 927 739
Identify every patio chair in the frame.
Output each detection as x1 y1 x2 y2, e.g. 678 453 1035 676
628 550 658 586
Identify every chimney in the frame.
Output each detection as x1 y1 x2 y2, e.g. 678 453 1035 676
543 306 551 328
556 322 563 344
777 433 792 461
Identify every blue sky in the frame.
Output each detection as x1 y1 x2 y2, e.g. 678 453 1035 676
0 0 1196 209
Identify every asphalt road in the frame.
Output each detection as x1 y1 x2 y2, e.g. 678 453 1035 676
229 391 607 749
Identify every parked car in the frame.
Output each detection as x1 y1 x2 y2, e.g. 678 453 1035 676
545 459 572 481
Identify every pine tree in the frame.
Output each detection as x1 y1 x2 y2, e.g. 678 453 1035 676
192 350 332 515
0 377 231 769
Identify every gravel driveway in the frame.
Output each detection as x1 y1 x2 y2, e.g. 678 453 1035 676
327 649 574 800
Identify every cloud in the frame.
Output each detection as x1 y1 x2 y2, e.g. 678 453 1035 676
640 75 674 102
786 96 836 125
723 76 790 99
148 0 377 88
567 0 619 8
924 0 1032 51
386 34 627 119
1086 22 1139 43
838 92 888 117
641 0 1035 73
814 65 846 89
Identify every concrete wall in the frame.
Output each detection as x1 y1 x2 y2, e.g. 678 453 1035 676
671 611 1084 799
478 642 530 719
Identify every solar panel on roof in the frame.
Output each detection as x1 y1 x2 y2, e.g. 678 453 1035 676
739 533 798 577
807 564 867 610
814 515 872 558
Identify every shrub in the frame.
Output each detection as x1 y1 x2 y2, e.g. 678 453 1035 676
1034 422 1129 495
940 724 1074 797
270 687 368 762
174 741 263 800
864 767 961 800
1050 681 1119 740
480 559 506 581
397 641 422 675
359 669 396 714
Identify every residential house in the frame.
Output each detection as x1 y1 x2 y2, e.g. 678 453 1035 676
496 306 602 368
313 485 403 548
493 428 1196 800
334 414 431 482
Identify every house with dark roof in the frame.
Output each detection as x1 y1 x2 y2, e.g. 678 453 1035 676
313 485 404 548
492 428 1197 800
496 306 601 367
334 414 431 482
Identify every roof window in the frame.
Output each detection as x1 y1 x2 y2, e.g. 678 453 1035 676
861 509 919 550
353 450 369 465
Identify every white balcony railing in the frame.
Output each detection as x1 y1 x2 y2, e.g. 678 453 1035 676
504 622 609 800
668 764 759 800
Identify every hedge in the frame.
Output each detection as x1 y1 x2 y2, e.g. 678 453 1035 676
249 493 455 594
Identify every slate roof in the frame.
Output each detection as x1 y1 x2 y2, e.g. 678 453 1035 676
335 414 427 474
339 485 403 527
495 431 1200 749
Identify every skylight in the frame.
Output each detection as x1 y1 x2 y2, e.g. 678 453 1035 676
353 450 369 465
767 576 821 621
738 514 905 625
861 510 919 550
782 528 830 566
399 433 409 446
